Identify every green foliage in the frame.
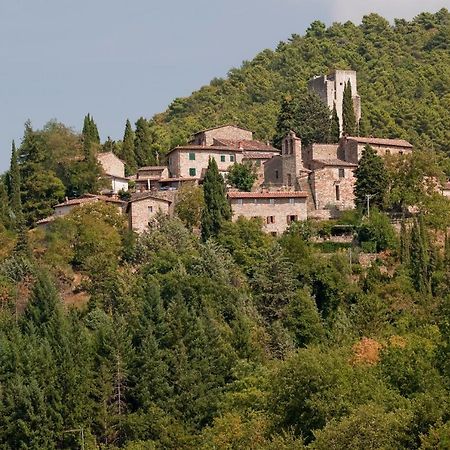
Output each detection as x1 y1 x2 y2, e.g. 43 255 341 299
201 158 231 241
226 162 257 192
357 209 398 252
7 141 23 228
330 102 340 142
134 117 157 167
354 145 388 211
342 81 357 135
274 91 332 147
175 184 205 230
121 119 137 175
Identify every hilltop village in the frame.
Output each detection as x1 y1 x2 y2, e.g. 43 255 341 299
38 70 415 235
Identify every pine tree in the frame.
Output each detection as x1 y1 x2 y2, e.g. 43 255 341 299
330 102 341 142
201 158 231 241
8 140 23 227
354 145 388 211
342 81 357 135
121 119 137 175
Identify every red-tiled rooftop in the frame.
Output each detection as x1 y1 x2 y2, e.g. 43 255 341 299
192 124 253 134
346 136 413 148
167 145 244 155
214 138 279 152
138 166 167 171
54 194 125 208
228 191 308 199
243 151 278 159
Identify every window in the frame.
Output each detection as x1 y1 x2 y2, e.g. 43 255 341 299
220 155 226 162
237 198 243 205
289 198 295 204
230 155 235 162
385 149 391 156
339 168 345 178
148 206 153 218
269 198 275 205
335 185 340 201
189 168 196 176
275 170 279 180
189 152 195 161
287 215 298 224
266 216 275 224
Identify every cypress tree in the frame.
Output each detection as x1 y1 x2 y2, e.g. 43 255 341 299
82 113 100 161
354 145 388 211
8 140 23 227
274 96 296 148
409 216 430 294
201 158 231 241
399 220 411 266
330 102 341 142
134 117 156 167
121 119 137 175
0 180 9 228
342 81 357 136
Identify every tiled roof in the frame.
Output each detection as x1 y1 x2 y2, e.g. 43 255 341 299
166 145 244 155
138 166 167 171
346 136 413 148
54 195 125 208
192 124 253 134
243 151 278 160
313 159 357 167
228 191 308 199
159 176 199 182
36 215 57 225
129 192 172 203
214 138 279 152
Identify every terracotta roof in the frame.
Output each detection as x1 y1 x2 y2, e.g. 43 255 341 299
346 136 413 148
158 176 199 182
312 159 357 167
138 166 167 171
192 124 253 135
243 151 278 160
36 215 57 225
54 195 125 208
166 145 244 155
228 191 308 199
214 138 279 152
129 192 172 203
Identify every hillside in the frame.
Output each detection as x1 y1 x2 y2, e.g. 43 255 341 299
148 9 450 155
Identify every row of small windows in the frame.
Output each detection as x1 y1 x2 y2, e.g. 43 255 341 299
189 152 235 162
236 198 298 205
251 215 298 224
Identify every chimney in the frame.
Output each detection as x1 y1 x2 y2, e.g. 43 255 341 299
238 141 243 150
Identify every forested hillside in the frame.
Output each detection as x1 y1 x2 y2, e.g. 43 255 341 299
144 9 450 157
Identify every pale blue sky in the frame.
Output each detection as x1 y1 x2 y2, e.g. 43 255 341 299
0 0 448 172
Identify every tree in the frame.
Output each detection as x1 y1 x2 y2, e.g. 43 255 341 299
0 180 10 228
121 119 137 175
354 145 387 211
227 162 257 192
7 141 23 227
175 184 205 230
342 81 357 135
82 113 100 159
409 216 430 294
274 91 332 147
330 103 340 142
201 158 231 241
135 118 157 168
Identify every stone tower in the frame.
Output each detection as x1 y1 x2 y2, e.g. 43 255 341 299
308 69 361 134
281 131 303 188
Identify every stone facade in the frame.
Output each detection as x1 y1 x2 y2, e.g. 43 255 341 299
167 146 242 178
127 193 172 234
191 125 253 146
228 192 308 235
341 136 413 164
96 152 128 193
308 69 361 134
309 160 356 213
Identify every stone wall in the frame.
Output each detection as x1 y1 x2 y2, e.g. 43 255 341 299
307 143 340 163
263 156 283 186
310 166 355 211
129 197 171 234
230 197 307 235
97 152 125 178
192 126 253 146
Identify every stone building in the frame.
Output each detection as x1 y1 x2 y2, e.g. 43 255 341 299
96 152 129 194
127 192 173 234
228 191 308 235
340 136 413 163
308 69 361 133
166 125 279 180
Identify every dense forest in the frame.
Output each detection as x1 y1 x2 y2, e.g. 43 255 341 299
0 9 450 450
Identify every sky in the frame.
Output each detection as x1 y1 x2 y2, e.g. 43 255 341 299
0 0 448 173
